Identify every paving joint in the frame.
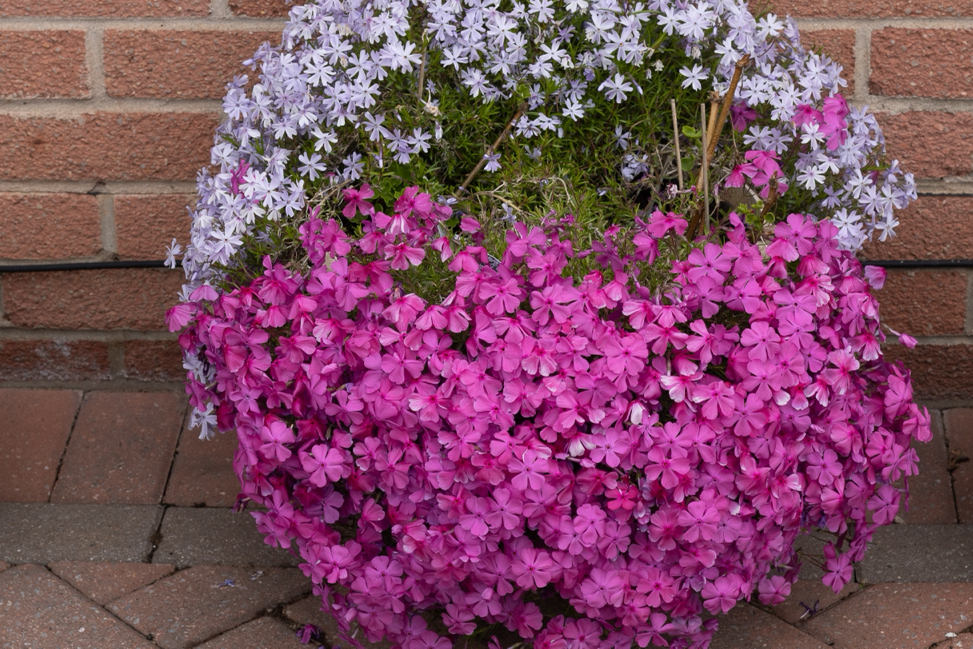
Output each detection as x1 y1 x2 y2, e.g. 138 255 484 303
47 390 85 504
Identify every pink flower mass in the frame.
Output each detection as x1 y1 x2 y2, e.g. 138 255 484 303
170 185 931 649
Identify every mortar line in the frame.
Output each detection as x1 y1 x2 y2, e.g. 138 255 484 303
107 341 126 377
144 505 168 563
0 329 177 341
0 180 198 194
47 389 87 503
38 563 163 645
0 18 287 30
97 193 117 256
157 402 191 512
795 17 973 30
940 408 963 525
965 272 973 337
854 24 871 103
0 98 223 115
211 0 232 19
84 25 106 99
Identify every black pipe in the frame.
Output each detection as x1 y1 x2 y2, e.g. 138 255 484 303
0 260 178 273
860 259 973 269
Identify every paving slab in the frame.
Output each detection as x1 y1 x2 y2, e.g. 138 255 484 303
857 525 973 583
196 616 307 648
164 420 240 507
0 388 81 502
0 563 154 648
934 634 973 648
107 565 311 649
898 410 956 523
802 583 973 649
945 408 973 523
48 560 175 605
51 391 185 504
0 503 162 563
153 507 300 568
285 595 394 649
709 603 829 649
771 577 859 625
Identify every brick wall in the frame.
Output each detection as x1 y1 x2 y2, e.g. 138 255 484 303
2 1 972 401
0 0 287 384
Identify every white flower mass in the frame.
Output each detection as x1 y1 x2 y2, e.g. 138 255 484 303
181 0 917 288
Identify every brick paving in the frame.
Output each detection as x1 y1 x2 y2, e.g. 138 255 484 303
3 388 973 648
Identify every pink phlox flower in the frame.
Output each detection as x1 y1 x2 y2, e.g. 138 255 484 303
604 334 648 377
479 276 526 315
823 348 860 395
588 428 633 468
730 102 757 131
821 544 854 593
723 162 756 188
792 103 824 128
301 444 351 486
394 186 434 219
506 223 548 259
701 574 744 614
687 243 732 284
645 447 691 489
342 183 375 218
863 265 886 290
259 419 296 462
646 210 688 238
509 449 551 491
166 303 197 332
579 568 625 609
386 242 426 270
757 575 792 606
689 379 735 420
677 500 720 543
530 283 581 325
510 547 555 589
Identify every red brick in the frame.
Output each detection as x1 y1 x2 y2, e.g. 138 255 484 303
800 29 855 95
0 339 110 381
164 418 240 507
0 112 217 182
802 583 973 649
0 31 88 99
0 193 101 260
105 31 278 100
48 561 175 606
933 633 973 648
944 408 973 523
872 29 973 99
897 410 955 523
107 566 310 649
875 269 967 337
0 564 155 648
0 0 208 17
0 562 7 572
883 344 973 401
123 340 185 382
0 389 81 503
197 616 307 648
770 0 973 17
50 391 185 505
771 578 858 625
878 112 973 180
229 0 292 17
115 194 193 260
2 268 185 330
710 603 829 649
861 196 973 261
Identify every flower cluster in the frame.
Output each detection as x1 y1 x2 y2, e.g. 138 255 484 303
170 185 930 649
176 0 915 290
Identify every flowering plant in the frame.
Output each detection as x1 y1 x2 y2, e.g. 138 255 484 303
167 0 930 647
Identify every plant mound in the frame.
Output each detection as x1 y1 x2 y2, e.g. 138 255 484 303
171 187 930 648
167 0 931 646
